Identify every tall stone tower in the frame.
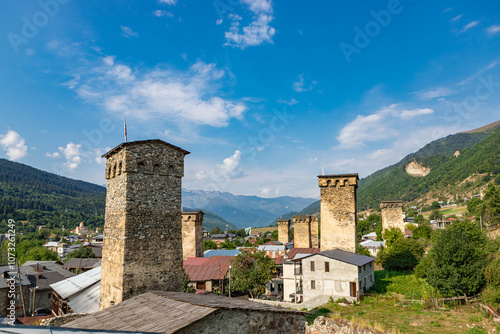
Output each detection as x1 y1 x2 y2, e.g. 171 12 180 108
318 174 359 253
182 211 204 260
100 140 189 310
293 215 311 248
310 215 319 248
380 201 404 233
277 219 290 244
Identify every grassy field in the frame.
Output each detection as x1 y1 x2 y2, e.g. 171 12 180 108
307 271 499 334
251 227 277 234
421 205 468 218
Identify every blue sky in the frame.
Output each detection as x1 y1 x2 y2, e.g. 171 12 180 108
0 0 499 198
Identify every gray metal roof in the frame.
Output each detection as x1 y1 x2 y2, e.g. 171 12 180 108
51 267 101 299
303 249 375 267
63 258 101 269
0 266 31 289
203 249 241 257
257 245 285 251
68 279 100 314
0 324 158 334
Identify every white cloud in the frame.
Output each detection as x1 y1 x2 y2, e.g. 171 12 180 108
460 21 479 33
159 0 177 4
120 26 139 38
51 142 83 171
292 74 316 93
217 150 244 179
224 0 276 49
154 10 173 17
487 25 500 36
278 98 299 105
415 87 455 100
336 104 434 148
450 14 462 22
69 57 246 127
0 130 28 160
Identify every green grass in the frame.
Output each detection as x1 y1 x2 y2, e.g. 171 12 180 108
309 271 498 333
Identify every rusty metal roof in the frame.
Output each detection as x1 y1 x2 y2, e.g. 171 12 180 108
183 256 232 282
102 139 190 158
64 291 306 333
286 248 321 261
51 267 101 299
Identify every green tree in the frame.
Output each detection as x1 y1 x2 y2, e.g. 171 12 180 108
429 209 442 221
220 239 236 250
382 227 404 247
19 246 58 264
230 249 275 299
183 270 195 293
203 239 218 251
380 238 424 272
467 197 482 216
210 225 223 235
66 246 95 260
425 221 489 296
430 201 441 210
412 225 433 240
270 230 278 240
357 244 371 257
478 184 500 226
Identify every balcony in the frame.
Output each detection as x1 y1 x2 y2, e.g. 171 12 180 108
294 268 302 275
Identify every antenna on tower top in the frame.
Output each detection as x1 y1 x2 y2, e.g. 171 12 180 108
124 118 128 143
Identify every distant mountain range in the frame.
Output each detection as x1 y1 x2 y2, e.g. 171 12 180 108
282 120 500 218
182 189 316 228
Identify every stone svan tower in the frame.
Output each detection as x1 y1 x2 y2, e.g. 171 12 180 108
310 215 319 248
318 174 359 253
380 201 404 233
293 215 311 248
277 219 290 244
100 140 189 310
182 211 204 260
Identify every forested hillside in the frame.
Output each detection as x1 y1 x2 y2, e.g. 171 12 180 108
0 159 105 233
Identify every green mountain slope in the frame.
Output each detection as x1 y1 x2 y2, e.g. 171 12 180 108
183 207 238 231
0 159 106 233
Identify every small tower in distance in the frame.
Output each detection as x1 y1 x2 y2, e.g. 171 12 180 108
380 201 404 234
99 140 189 310
277 219 291 244
293 215 311 248
182 211 204 260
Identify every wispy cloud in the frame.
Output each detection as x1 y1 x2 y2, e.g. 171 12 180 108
460 21 480 33
68 57 246 128
487 25 500 36
292 74 316 93
224 0 276 49
159 0 177 5
336 104 434 148
450 14 462 22
120 26 139 38
0 130 28 161
153 10 173 17
414 87 455 100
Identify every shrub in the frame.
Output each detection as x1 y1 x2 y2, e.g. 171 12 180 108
380 238 425 272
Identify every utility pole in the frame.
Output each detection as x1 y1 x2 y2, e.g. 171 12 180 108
16 260 26 317
228 266 231 298
480 216 483 231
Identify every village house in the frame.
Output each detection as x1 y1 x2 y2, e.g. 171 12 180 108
183 256 231 292
70 222 92 236
63 258 101 274
50 267 101 316
0 266 32 317
359 239 384 257
20 261 75 315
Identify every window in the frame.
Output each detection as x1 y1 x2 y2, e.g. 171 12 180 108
325 262 330 272
48 292 52 299
311 280 316 289
311 261 315 272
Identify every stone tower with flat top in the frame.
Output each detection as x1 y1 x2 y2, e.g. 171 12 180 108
182 211 204 260
277 219 290 244
293 215 311 248
318 174 359 253
100 140 190 310
380 201 404 233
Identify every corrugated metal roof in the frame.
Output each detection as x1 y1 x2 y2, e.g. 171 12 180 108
304 249 375 267
286 248 320 260
0 324 157 334
257 245 285 251
68 279 100 314
183 257 210 266
360 240 384 248
203 249 241 257
184 256 232 282
63 258 101 269
64 291 306 333
51 267 101 299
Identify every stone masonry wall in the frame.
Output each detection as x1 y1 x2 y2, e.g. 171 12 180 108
380 201 404 233
176 308 306 334
100 141 188 310
293 215 311 248
310 215 319 248
318 174 358 253
278 219 290 244
182 211 204 260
